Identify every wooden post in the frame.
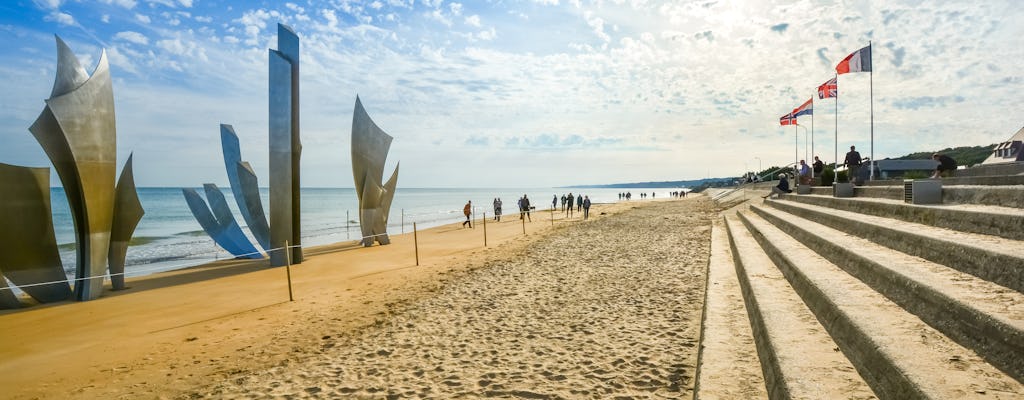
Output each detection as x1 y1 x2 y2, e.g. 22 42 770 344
550 207 554 226
401 208 405 234
483 212 488 247
521 213 526 235
413 222 419 266
284 240 293 302
346 210 350 239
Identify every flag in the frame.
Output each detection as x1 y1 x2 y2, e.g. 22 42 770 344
817 77 837 99
779 112 796 126
793 98 813 117
836 45 871 74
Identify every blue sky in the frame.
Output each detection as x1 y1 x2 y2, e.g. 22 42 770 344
0 0 1021 188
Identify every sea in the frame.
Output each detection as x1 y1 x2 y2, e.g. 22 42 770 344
48 187 687 280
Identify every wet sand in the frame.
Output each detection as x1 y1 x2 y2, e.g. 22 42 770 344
0 197 714 399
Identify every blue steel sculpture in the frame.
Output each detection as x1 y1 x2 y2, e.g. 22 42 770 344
220 124 271 252
0 163 72 308
351 96 400 247
182 186 262 259
268 23 302 266
28 36 142 301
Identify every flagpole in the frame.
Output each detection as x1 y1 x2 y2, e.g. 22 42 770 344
794 122 798 178
811 98 815 178
834 73 839 177
869 41 875 181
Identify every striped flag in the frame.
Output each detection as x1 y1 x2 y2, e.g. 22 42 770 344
836 45 871 74
817 77 837 99
793 98 813 117
780 112 796 126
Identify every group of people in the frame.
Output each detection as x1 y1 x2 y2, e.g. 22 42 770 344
464 194 535 228
554 193 592 219
764 145 958 199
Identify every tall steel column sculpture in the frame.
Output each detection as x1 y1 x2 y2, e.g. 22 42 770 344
221 124 271 251
0 163 72 308
182 186 262 259
351 96 400 247
109 154 144 290
28 36 127 301
269 23 302 266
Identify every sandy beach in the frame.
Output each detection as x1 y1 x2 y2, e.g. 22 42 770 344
0 196 715 399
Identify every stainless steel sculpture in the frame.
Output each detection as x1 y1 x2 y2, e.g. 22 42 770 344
182 186 262 259
0 163 72 308
29 36 119 301
109 154 144 290
220 124 271 251
351 96 400 247
268 23 302 266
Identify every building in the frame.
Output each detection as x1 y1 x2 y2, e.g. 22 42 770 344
982 126 1024 164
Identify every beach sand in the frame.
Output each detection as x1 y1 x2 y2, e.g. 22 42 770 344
0 196 715 399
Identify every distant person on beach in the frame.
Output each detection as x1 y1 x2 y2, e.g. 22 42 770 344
626 192 632 200
578 194 584 212
552 195 557 210
845 145 862 184
561 194 567 211
583 196 591 219
798 160 811 185
566 193 575 218
462 200 472 228
763 174 792 199
493 198 502 221
931 153 958 178
812 156 824 177
520 194 532 221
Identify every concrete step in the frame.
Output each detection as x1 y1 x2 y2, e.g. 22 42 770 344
750 204 1024 383
737 211 1024 399
762 198 1024 294
694 221 768 399
802 185 1024 208
863 174 1024 186
723 215 876 399
780 194 1024 241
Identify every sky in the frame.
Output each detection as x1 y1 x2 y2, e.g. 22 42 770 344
0 0 1021 188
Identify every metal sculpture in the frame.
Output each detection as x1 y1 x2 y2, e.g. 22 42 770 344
351 96 400 247
0 163 72 308
181 186 262 259
109 154 144 290
29 36 119 301
220 124 271 251
269 23 302 266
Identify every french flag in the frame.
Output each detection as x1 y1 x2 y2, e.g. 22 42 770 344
836 45 871 74
792 98 813 117
818 77 837 99
780 112 796 126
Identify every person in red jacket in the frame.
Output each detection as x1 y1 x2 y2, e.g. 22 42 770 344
462 200 472 228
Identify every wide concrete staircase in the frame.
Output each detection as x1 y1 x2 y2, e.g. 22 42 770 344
696 177 1024 399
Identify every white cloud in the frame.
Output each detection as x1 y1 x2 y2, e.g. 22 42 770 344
114 31 149 45
533 0 559 5
178 0 192 7
100 0 137 9
195 15 212 23
427 9 452 27
450 2 463 16
465 14 481 27
44 11 75 26
135 13 151 23
285 2 304 13
369 1 384 10
32 0 61 9
101 14 110 23
584 11 610 42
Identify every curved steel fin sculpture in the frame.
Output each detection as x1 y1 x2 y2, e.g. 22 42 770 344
0 163 72 307
351 96 399 247
109 154 144 290
220 124 271 251
204 184 261 258
181 187 261 259
29 36 117 301
269 23 302 266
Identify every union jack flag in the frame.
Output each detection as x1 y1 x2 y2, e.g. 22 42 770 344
818 77 837 99
780 112 796 126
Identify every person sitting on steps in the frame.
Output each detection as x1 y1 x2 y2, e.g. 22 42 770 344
763 173 792 199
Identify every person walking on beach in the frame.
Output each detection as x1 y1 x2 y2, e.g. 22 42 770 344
552 195 557 210
493 197 502 222
577 194 584 212
582 196 591 220
561 194 566 211
566 193 575 218
931 153 958 178
462 200 472 228
520 194 532 222
845 145 862 185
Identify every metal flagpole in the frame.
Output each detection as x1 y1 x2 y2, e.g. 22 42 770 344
811 98 815 178
869 41 875 180
834 73 839 175
794 121 798 177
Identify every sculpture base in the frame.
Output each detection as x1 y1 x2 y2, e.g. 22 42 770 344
361 234 390 247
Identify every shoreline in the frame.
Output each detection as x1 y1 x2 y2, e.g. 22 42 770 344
1 197 697 399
